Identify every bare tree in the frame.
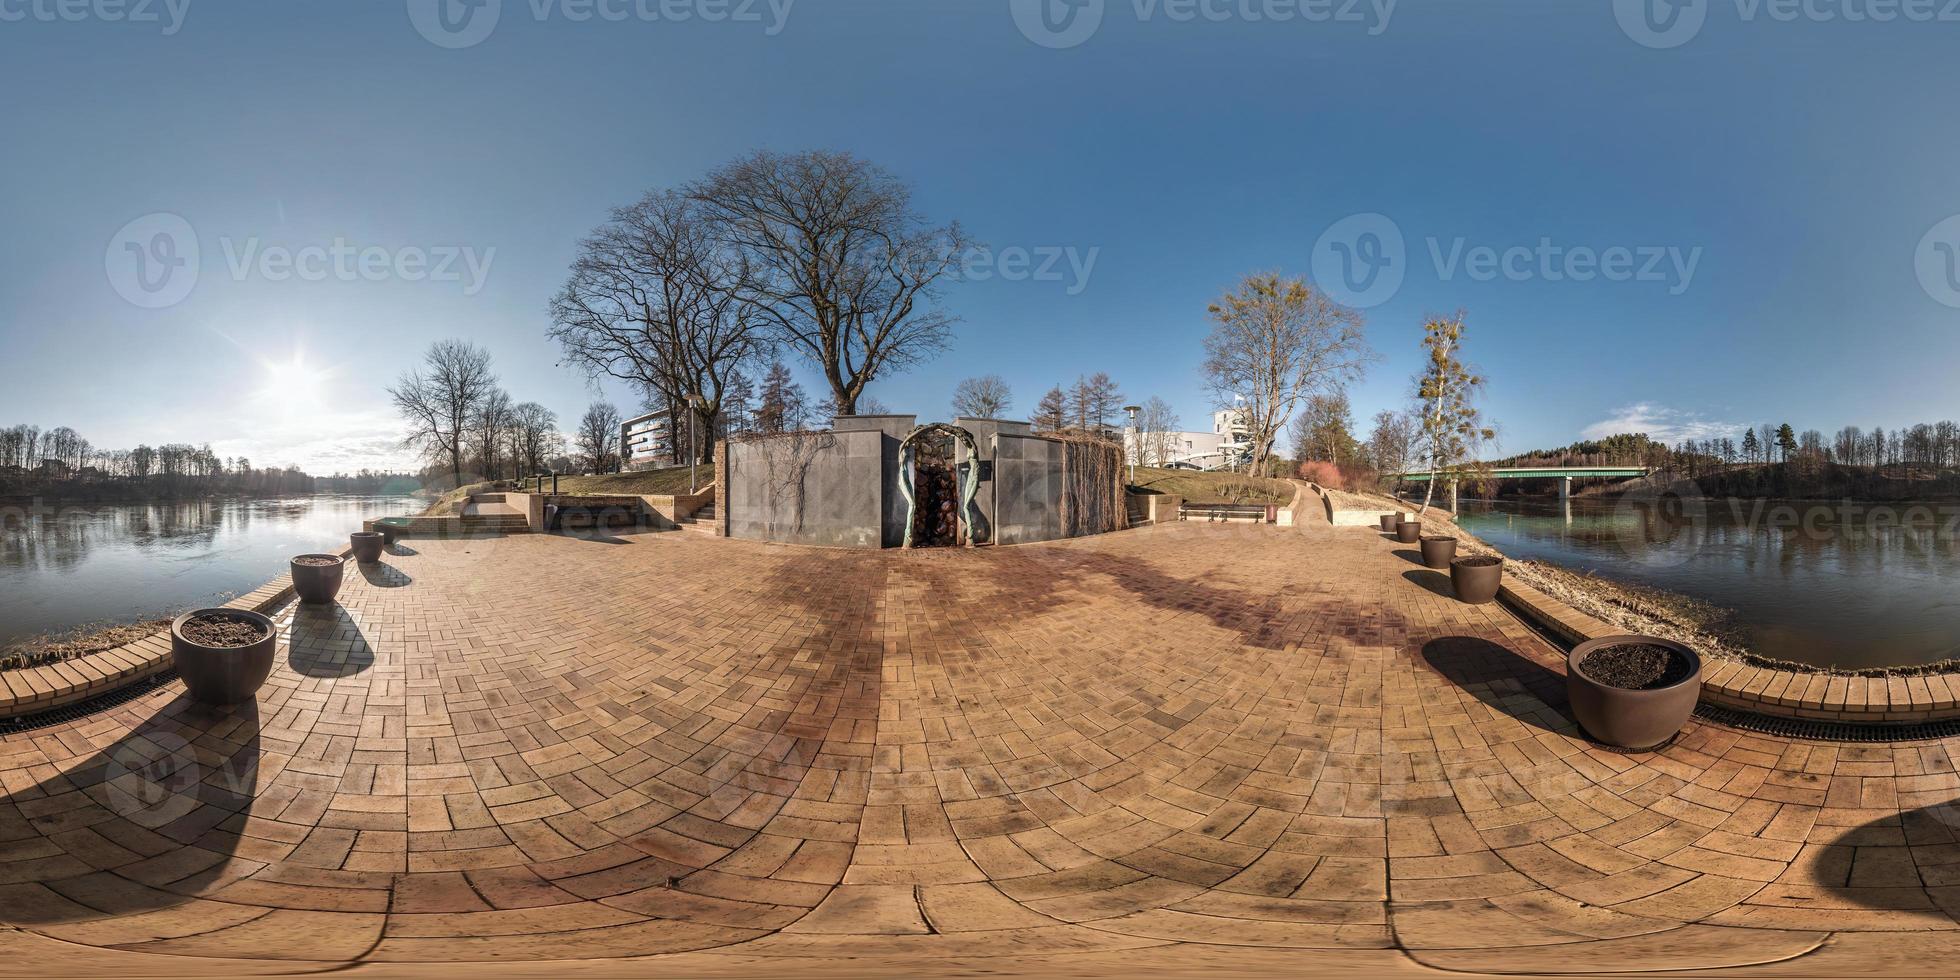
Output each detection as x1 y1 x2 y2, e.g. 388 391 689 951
952 375 1013 419
389 340 497 487
691 149 968 416
1132 396 1180 466
575 401 623 473
549 190 765 465
1201 272 1373 477
1032 386 1068 432
1367 409 1418 486
509 402 557 475
472 388 513 480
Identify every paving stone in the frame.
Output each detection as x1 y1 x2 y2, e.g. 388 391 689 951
3 518 1957 973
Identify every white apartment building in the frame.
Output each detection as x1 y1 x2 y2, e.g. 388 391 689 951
1124 407 1255 470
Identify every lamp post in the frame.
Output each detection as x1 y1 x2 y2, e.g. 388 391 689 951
1123 404 1142 484
685 393 705 494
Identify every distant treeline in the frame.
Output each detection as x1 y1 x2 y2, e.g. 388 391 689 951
1 423 415 500
1498 422 1960 499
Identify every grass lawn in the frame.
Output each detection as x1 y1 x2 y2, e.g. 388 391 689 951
1127 467 1296 505
549 467 706 496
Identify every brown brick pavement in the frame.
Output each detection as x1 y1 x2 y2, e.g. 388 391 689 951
2 518 1958 977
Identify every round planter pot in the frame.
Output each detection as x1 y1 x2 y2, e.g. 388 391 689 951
1449 556 1503 604
171 608 277 705
1395 521 1422 543
1379 514 1401 532
290 554 346 605
1419 536 1458 569
1567 635 1703 751
349 531 385 564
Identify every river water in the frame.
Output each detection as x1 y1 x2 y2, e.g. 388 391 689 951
0 495 418 647
1447 495 1960 670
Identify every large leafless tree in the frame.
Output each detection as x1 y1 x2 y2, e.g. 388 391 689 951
508 402 558 476
691 149 968 416
389 340 498 487
575 401 623 473
1201 272 1373 478
951 375 1012 419
549 191 764 465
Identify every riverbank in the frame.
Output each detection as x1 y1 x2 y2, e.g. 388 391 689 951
0 618 172 671
1380 490 1960 678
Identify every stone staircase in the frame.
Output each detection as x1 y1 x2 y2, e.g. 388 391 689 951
462 493 533 533
678 503 719 536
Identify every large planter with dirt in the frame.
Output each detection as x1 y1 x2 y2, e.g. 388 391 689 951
349 531 385 564
290 554 346 605
1395 521 1422 543
171 608 277 705
1449 555 1502 604
1379 513 1402 532
1567 635 1702 751
1419 535 1458 569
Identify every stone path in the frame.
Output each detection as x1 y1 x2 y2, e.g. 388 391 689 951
3 515 1958 977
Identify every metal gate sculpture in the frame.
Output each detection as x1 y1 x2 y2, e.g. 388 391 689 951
899 423 983 548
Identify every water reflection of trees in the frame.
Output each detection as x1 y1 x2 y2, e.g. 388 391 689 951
0 501 232 573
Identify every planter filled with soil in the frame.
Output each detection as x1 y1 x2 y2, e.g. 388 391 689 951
290 554 346 605
170 608 277 705
1419 535 1457 569
1567 635 1702 751
1449 555 1502 604
1395 520 1422 543
1378 513 1401 532
349 531 385 564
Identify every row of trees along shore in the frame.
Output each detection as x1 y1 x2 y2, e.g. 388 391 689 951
0 423 413 498
1494 422 1960 499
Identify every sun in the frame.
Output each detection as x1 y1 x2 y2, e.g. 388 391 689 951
258 353 333 405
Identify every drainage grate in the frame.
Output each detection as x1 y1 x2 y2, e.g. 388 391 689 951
1692 702 1960 744
0 669 182 736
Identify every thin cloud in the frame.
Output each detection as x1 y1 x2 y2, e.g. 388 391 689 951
1580 403 1739 444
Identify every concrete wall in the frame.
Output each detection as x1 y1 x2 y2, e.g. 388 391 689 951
992 431 1065 545
833 415 917 548
724 416 1123 549
725 428 888 548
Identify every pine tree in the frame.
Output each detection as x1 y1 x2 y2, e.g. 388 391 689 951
1775 423 1798 463
1741 428 1760 464
753 360 807 434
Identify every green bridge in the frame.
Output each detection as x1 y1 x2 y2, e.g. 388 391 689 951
1391 466 1650 500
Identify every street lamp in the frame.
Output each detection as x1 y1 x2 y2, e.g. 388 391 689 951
685 393 705 494
1123 405 1142 484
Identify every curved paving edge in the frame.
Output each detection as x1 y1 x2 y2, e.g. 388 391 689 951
0 549 351 721
1310 484 1960 727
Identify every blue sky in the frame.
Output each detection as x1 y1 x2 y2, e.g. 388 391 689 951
3 0 1959 473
